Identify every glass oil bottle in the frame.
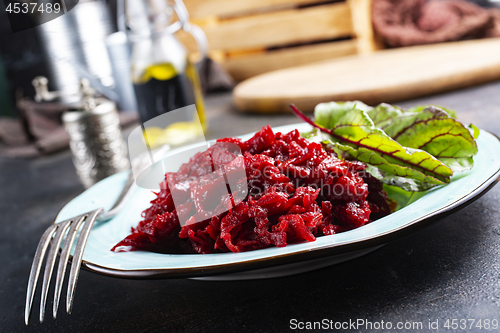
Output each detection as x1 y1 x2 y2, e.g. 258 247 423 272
126 0 207 148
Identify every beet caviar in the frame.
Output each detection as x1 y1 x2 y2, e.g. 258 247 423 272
112 126 391 254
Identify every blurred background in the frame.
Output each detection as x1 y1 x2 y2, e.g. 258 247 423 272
1 0 499 110
1 0 500 184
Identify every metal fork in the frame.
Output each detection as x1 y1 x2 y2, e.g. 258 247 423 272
24 170 136 325
25 142 170 325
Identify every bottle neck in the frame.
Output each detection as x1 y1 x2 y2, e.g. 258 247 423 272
126 0 174 38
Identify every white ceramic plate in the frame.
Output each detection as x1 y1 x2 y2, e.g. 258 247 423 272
55 124 500 280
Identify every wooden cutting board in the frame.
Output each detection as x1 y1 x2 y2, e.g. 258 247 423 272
233 38 500 113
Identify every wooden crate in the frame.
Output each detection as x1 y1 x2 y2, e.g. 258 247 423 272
177 0 382 81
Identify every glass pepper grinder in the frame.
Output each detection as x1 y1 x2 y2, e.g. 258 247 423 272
125 0 208 148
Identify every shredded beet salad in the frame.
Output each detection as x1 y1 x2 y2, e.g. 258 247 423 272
111 126 391 254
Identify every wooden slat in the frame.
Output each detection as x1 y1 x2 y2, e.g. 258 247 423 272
223 40 358 81
233 38 500 113
184 0 331 19
184 3 353 51
347 0 383 54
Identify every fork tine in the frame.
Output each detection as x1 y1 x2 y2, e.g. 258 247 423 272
66 208 103 314
39 220 72 323
52 214 86 320
25 224 58 325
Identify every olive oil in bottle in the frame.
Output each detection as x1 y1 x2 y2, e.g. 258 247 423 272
133 61 207 146
127 0 207 148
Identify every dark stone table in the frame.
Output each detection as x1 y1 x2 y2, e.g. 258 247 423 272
2 83 500 332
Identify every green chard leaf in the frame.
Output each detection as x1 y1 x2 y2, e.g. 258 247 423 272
336 143 450 191
328 108 452 190
380 181 428 211
367 104 478 172
408 105 457 118
293 101 479 191
469 124 480 139
291 104 453 191
315 101 372 128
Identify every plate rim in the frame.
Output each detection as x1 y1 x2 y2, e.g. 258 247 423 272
78 127 500 279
